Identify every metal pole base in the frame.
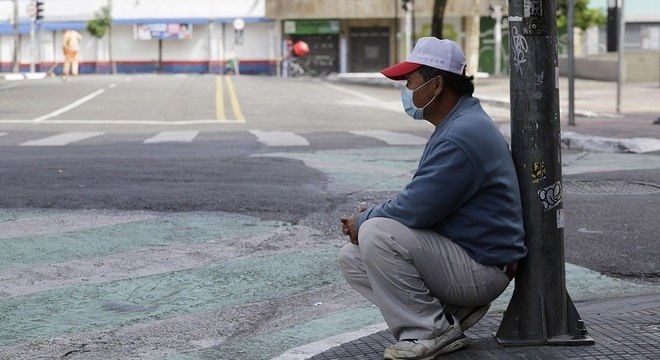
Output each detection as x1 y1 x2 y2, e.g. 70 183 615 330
495 292 595 346
495 333 595 347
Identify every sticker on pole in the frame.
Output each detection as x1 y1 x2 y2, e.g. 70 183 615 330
538 181 562 211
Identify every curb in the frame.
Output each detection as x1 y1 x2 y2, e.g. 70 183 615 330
1 72 48 81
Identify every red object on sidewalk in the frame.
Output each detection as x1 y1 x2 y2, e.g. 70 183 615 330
292 41 310 57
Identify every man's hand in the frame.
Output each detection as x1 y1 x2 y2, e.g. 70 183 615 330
340 205 366 245
340 214 359 245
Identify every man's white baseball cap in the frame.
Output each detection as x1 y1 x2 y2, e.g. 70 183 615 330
381 37 467 80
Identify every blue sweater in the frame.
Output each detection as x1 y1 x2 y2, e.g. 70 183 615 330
357 96 527 266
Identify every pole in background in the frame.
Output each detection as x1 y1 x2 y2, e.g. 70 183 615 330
394 0 399 63
567 0 575 126
12 0 19 73
108 0 117 74
616 0 625 113
606 0 618 52
403 0 413 55
495 0 593 346
491 4 503 76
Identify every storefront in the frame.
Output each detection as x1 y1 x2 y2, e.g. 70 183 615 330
282 19 340 76
348 26 390 73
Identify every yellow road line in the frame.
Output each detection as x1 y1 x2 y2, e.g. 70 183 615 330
215 77 226 121
224 76 245 122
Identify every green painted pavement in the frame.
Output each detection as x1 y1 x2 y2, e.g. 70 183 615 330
159 262 660 360
0 208 64 223
562 152 660 175
258 147 421 193
260 148 660 195
0 246 343 347
160 304 382 360
0 211 283 271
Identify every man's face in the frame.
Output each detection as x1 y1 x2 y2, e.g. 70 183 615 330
404 70 441 108
404 70 425 91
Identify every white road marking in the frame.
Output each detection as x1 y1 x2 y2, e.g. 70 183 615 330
20 132 104 146
272 322 388 360
32 89 106 123
577 228 604 234
322 82 384 102
144 131 199 144
351 130 427 145
249 130 310 147
322 82 405 113
0 132 7 136
0 119 231 125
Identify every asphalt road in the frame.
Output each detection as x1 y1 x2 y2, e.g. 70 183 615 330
0 74 658 359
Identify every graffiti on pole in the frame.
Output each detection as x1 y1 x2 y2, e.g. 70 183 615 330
510 23 528 76
538 181 562 211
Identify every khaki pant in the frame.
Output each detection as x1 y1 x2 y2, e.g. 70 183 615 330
338 218 510 341
63 48 79 76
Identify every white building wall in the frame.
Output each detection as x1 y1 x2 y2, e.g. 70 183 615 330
1 0 274 73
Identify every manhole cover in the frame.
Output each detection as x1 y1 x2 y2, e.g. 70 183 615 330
564 180 660 195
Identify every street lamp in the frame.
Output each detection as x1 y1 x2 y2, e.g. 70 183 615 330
233 18 245 45
232 18 245 75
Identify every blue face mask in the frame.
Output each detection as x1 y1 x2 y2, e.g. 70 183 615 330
401 77 438 120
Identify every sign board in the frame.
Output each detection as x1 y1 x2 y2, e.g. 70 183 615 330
134 23 193 40
283 20 340 35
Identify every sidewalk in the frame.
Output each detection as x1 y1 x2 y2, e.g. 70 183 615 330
307 294 660 360
328 73 660 153
289 74 660 360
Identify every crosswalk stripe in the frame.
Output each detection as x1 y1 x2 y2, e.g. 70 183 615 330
143 131 199 144
20 132 104 146
249 130 310 147
350 130 427 145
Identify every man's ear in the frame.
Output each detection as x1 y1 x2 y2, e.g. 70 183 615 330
432 76 444 96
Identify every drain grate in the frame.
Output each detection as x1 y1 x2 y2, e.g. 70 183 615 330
564 180 660 196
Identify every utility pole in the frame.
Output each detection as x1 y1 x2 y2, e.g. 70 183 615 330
491 4 503 76
108 0 117 74
567 0 575 126
616 0 625 113
12 0 19 73
495 0 593 346
403 0 413 55
29 2 36 73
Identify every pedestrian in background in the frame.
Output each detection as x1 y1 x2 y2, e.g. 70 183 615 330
62 29 82 78
338 37 527 360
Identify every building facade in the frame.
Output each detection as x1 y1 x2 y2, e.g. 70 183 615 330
0 0 277 74
1 0 657 79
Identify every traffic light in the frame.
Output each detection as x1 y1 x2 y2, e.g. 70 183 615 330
35 1 44 21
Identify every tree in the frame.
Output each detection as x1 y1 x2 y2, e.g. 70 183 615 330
86 5 116 74
431 0 448 39
556 0 606 31
86 6 112 38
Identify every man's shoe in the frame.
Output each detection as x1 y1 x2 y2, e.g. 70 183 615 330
458 303 490 332
383 318 466 360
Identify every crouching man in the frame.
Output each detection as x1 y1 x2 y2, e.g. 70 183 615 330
339 37 527 359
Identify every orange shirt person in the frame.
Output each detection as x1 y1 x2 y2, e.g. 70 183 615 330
62 29 82 77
